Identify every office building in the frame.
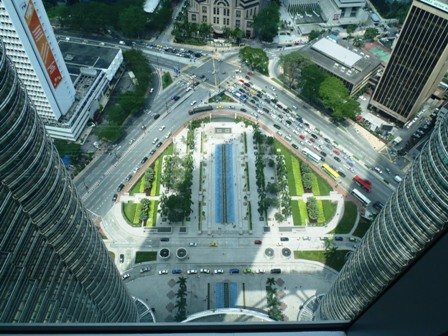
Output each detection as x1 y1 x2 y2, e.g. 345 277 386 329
315 106 448 321
369 0 448 124
0 41 138 323
0 0 85 140
300 36 382 95
188 0 264 38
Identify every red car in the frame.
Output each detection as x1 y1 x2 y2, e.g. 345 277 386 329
299 134 305 140
333 149 340 155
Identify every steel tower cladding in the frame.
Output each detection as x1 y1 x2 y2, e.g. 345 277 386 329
0 42 138 323
369 0 448 123
316 108 448 321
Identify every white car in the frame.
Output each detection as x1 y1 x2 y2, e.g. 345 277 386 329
256 269 265 274
374 166 383 174
186 87 192 92
149 88 154 93
122 273 130 280
189 242 198 246
159 125 166 131
200 268 210 274
129 138 135 145
214 269 224 274
140 267 151 273
158 270 168 275
187 269 198 275
152 137 159 144
190 100 197 106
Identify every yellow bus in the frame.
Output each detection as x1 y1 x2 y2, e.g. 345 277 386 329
322 163 340 180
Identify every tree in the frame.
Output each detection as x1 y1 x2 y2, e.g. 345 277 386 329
274 212 284 222
300 64 328 103
231 27 244 44
308 30 324 41
346 24 357 34
119 6 148 37
319 76 360 120
253 1 280 42
307 197 318 221
239 47 269 75
353 37 364 47
364 28 379 41
280 52 310 89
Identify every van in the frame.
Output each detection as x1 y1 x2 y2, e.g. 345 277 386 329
394 175 403 183
270 268 281 274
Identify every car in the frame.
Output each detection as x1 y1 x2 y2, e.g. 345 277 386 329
172 95 180 101
160 237 169 242
159 125 166 131
187 269 198 275
385 168 391 174
334 236 344 241
333 149 340 155
125 174 133 182
186 87 192 92
165 132 172 139
320 151 327 157
152 138 158 144
280 237 289 241
240 108 247 112
273 124 281 130
122 273 130 280
243 268 253 274
229 268 240 274
292 105 297 109
311 133 318 139
209 241 218 247
112 194 118 202
270 268 281 274
200 268 210 274
140 267 151 273
334 156 341 162
256 269 265 274
172 269 182 274
153 114 160 120
117 184 125 192
190 100 197 106
374 167 383 174
214 269 224 274
349 237 357 242
337 170 346 178
292 143 299 149
158 270 168 275
189 242 198 246
149 149 156 155
254 240 262 245
149 88 154 93
140 157 148 165
129 138 135 145
302 236 311 240
156 142 162 148
119 254 124 263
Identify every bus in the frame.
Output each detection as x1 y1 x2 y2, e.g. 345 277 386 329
188 105 213 115
351 188 371 206
353 175 372 192
322 163 340 180
302 147 321 163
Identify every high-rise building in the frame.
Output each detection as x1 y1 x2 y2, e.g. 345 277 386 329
315 106 448 321
0 0 82 140
369 0 448 124
188 0 264 38
0 41 138 323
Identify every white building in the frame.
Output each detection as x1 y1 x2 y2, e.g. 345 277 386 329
0 0 80 140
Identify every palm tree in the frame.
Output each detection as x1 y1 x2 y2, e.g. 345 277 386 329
266 277 276 287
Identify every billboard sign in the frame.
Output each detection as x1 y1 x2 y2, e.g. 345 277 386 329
24 0 62 88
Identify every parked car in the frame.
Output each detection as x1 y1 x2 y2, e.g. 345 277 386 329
374 166 383 174
200 268 210 274
140 157 148 164
254 240 262 245
243 268 253 274
153 114 160 120
229 268 240 274
140 267 150 273
112 194 118 202
152 137 159 144
189 242 198 246
334 236 344 241
187 269 198 275
337 170 346 178
160 237 169 242
292 143 299 149
158 270 168 275
280 237 289 241
256 269 265 274
117 184 125 191
119 254 124 263
334 156 341 162
172 269 182 274
122 273 130 280
270 268 281 274
214 269 224 274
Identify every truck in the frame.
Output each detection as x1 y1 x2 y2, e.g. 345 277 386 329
353 175 372 192
188 105 213 115
394 175 403 183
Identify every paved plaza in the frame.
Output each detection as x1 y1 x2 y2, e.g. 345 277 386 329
102 119 354 322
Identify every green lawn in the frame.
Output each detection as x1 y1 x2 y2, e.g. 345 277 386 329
331 201 358 234
122 202 140 226
146 201 158 227
293 250 351 272
275 141 304 196
129 176 145 195
316 200 325 225
311 173 332 196
150 144 174 196
322 200 337 222
135 251 157 264
162 72 173 88
291 200 308 226
353 217 373 238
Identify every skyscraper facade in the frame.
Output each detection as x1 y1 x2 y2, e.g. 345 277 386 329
369 0 448 124
0 41 138 323
0 0 82 140
316 106 448 321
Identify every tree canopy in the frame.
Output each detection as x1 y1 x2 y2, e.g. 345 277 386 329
253 1 280 42
239 47 269 75
364 28 379 41
319 77 360 120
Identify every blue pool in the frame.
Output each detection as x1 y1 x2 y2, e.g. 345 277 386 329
214 144 236 224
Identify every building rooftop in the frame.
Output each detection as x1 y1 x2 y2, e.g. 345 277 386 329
302 36 382 85
312 37 362 68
